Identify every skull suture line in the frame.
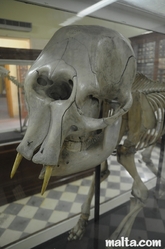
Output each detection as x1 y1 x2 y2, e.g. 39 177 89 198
11 25 136 194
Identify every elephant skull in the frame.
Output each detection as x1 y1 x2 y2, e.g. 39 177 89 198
11 25 136 194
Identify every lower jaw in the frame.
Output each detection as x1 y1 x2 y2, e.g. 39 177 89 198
38 132 103 178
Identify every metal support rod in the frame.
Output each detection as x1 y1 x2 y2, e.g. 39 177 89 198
17 85 23 132
94 164 101 222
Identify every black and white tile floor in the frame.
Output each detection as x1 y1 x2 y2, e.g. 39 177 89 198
32 190 165 249
0 146 161 248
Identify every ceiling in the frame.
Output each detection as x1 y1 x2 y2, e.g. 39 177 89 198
15 0 165 33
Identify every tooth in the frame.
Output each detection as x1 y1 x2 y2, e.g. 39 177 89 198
41 166 53 195
10 153 23 179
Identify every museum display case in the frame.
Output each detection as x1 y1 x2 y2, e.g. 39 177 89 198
0 1 165 249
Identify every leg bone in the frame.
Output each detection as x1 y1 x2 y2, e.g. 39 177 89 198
107 198 144 249
68 160 110 241
105 144 149 247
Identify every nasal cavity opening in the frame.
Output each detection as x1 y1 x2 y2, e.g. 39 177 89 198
46 79 73 100
36 74 74 100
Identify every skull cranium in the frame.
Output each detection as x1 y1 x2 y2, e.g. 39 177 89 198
11 25 136 193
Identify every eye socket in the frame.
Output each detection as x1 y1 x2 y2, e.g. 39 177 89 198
37 75 53 86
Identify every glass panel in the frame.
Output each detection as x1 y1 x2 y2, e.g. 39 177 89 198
0 64 30 136
0 1 165 248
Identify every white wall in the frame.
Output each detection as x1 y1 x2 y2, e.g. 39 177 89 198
0 0 147 50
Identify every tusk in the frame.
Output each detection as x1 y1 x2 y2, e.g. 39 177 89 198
41 166 53 195
10 153 23 179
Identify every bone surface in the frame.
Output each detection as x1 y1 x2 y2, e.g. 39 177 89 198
15 25 136 177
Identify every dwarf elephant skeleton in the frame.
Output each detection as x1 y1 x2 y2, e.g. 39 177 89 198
11 25 139 245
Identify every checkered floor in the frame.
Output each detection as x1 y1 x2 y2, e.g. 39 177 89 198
0 146 161 248
32 190 165 249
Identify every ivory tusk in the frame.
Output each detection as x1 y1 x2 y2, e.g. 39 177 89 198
41 166 53 195
10 153 23 179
